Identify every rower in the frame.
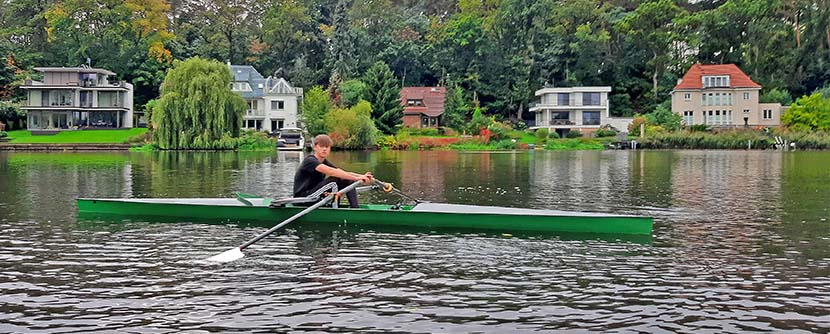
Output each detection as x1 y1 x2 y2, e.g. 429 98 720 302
293 134 374 208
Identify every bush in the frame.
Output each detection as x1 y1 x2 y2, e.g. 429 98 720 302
640 130 773 149
688 124 709 132
0 131 7 138
494 139 518 149
535 128 549 139
566 130 583 138
402 127 440 136
487 121 513 140
237 130 274 150
548 131 560 139
594 128 617 137
126 130 152 144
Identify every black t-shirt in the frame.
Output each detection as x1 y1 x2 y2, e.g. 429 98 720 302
293 154 337 197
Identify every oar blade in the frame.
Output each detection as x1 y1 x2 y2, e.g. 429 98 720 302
205 247 244 263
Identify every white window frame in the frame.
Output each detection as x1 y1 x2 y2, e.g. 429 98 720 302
683 111 693 125
684 93 691 101
743 92 751 100
763 109 773 120
271 100 285 110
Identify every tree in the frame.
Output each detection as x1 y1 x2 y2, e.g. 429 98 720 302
325 100 377 149
339 79 367 107
644 104 683 132
615 0 688 99
781 93 830 131
761 88 794 105
151 57 246 150
302 86 331 136
363 61 402 134
443 84 468 130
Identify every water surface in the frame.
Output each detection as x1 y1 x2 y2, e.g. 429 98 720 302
0 150 828 333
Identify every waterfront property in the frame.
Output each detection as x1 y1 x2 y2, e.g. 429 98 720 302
400 86 446 128
229 64 303 134
529 85 632 137
671 64 786 128
20 66 134 132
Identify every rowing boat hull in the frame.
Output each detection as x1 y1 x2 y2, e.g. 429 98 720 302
76 198 653 235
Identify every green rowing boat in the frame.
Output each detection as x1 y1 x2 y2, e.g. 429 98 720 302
76 197 653 235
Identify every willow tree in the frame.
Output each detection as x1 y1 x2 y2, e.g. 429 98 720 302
152 57 246 150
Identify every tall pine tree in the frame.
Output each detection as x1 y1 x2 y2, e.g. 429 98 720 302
364 61 402 134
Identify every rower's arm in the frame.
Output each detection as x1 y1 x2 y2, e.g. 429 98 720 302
315 164 363 181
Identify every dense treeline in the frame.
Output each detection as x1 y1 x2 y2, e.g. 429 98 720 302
2 0 830 126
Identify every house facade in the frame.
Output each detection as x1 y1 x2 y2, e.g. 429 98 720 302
20 66 134 131
229 64 303 133
671 64 783 127
530 86 631 136
400 87 446 128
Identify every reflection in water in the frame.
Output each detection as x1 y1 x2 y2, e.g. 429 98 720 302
0 150 829 332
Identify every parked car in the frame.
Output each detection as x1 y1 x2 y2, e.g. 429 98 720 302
276 127 306 151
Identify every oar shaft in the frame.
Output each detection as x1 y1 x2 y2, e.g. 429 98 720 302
239 180 363 250
374 180 422 203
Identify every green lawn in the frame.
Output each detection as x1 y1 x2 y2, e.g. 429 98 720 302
5 128 147 143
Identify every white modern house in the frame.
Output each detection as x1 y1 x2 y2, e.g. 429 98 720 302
20 66 134 132
229 64 303 133
529 85 631 137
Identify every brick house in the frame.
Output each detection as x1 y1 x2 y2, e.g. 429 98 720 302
400 86 446 128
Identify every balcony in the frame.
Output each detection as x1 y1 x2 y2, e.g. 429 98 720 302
549 119 575 126
245 109 265 117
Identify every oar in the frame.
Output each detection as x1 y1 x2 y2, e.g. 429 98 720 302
373 180 425 203
205 180 364 263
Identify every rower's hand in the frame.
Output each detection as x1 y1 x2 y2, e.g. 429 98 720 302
360 172 374 185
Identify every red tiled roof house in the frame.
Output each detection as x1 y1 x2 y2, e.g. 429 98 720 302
671 64 784 127
400 87 446 128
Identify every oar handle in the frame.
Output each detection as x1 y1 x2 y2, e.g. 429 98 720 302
239 180 363 250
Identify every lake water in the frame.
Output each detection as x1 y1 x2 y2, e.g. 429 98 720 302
0 150 828 333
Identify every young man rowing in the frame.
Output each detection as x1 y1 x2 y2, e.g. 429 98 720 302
293 134 374 208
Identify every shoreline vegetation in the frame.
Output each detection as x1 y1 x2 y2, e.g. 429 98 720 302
3 127 829 151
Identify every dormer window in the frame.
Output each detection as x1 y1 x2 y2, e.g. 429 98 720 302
702 75 730 88
232 82 252 92
407 99 423 106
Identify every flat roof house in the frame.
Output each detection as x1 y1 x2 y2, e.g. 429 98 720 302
400 86 446 128
530 85 635 137
672 64 783 128
229 64 303 133
20 66 134 132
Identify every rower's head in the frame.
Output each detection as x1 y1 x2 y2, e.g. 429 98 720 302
312 134 332 157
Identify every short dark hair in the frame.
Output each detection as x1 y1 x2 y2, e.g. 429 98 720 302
313 134 332 147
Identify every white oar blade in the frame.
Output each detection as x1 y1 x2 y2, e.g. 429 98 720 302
205 247 244 263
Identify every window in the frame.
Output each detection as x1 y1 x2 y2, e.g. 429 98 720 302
245 119 262 130
684 93 691 101
702 94 707 106
582 92 601 106
232 82 252 91
271 100 284 110
582 111 600 125
407 99 423 106
703 75 730 88
714 93 720 106
557 93 570 106
248 100 258 110
683 111 694 125
744 109 750 113
743 92 751 100
763 109 773 119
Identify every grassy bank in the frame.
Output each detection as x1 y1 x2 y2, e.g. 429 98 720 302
5 129 148 144
639 130 830 150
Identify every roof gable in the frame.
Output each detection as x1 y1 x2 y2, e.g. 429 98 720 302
674 64 761 90
400 87 446 117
